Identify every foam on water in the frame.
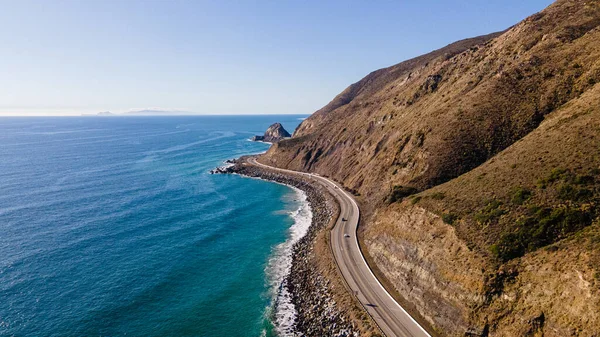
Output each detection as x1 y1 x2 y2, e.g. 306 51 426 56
264 187 313 336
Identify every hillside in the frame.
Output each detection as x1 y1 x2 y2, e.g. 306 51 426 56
259 0 600 335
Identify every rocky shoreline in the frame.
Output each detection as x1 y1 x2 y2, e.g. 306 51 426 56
218 157 361 337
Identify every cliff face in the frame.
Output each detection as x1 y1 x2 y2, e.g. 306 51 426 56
366 86 600 335
252 123 291 143
260 0 600 335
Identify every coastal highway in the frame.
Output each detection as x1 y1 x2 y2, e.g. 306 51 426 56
248 158 431 337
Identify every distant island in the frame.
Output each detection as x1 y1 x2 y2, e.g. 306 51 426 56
251 123 291 143
81 111 115 116
123 109 193 116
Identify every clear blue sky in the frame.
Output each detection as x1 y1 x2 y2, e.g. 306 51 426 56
0 0 554 116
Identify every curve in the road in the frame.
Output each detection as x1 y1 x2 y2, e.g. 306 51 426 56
248 158 431 337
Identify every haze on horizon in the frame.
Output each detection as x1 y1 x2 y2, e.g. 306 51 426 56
0 0 553 116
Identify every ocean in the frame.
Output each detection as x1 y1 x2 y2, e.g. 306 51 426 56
0 115 309 337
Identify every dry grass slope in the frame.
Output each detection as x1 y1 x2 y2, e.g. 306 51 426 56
261 0 600 335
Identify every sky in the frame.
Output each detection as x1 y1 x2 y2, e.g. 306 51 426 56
0 0 554 116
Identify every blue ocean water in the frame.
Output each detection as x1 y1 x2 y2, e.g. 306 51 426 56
0 115 308 337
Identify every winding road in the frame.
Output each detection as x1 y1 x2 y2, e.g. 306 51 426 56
248 158 431 337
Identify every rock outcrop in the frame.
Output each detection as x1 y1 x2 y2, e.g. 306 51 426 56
209 159 237 174
251 123 291 143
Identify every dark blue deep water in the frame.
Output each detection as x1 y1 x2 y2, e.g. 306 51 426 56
0 115 307 337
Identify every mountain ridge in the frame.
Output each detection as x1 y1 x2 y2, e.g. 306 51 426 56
259 0 600 335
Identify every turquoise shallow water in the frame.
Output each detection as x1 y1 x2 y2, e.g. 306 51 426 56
0 115 306 337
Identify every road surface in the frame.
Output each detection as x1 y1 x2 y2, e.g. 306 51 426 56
248 158 431 337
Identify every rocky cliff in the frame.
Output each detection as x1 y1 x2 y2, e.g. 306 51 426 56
259 0 600 335
251 123 291 143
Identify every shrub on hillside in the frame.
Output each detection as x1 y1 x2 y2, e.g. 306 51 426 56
431 192 446 200
474 200 506 224
511 187 532 205
387 185 418 203
442 212 458 225
557 184 593 201
537 168 568 188
491 206 594 262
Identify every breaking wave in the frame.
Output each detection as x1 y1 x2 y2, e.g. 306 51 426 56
264 187 312 336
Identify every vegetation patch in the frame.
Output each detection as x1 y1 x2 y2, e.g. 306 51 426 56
474 199 506 224
535 168 597 202
491 206 595 262
388 185 419 203
557 183 593 201
442 212 458 225
537 168 595 189
486 167 599 262
537 168 568 188
431 192 446 200
574 174 595 185
511 187 532 205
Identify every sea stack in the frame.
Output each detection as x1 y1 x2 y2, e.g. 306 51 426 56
251 123 291 143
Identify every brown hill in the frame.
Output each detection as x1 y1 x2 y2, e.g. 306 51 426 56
263 0 600 205
260 0 600 335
